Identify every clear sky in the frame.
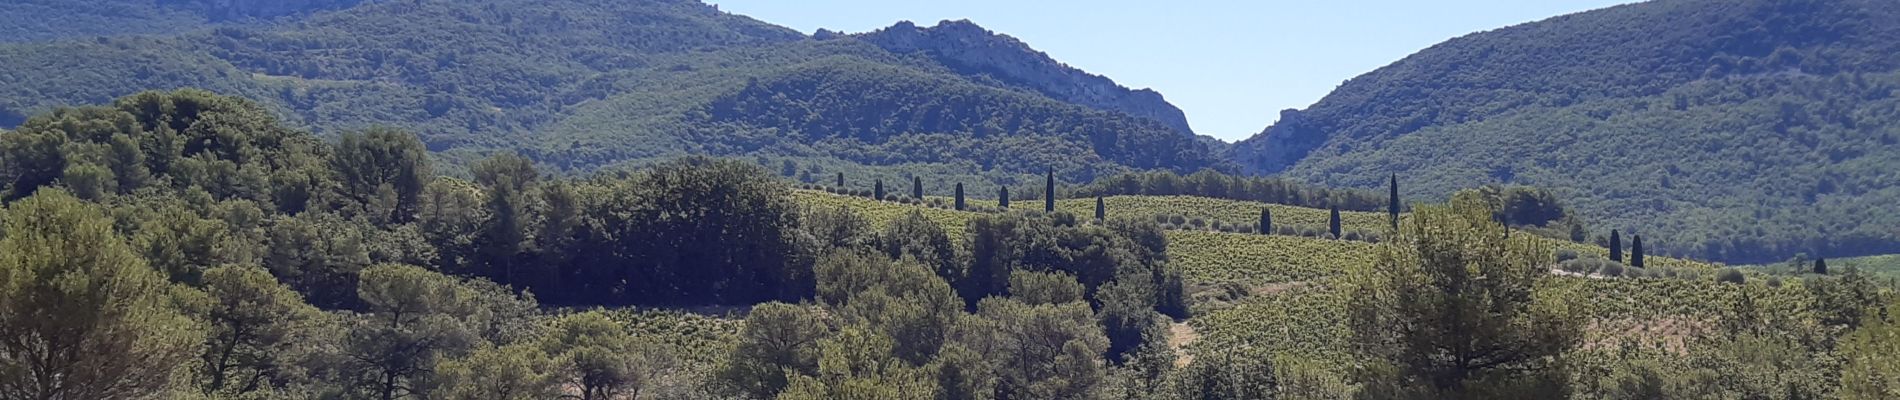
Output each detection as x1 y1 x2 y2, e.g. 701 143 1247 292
704 0 1636 141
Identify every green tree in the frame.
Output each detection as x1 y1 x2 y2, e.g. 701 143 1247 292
195 264 322 396
875 179 885 200
331 128 434 225
1631 235 1645 268
1009 270 1085 306
1328 206 1342 239
345 264 484 400
1815 257 1828 275
1045 170 1057 213
1841 298 1900 399
715 302 833 399
803 205 874 251
1096 270 1162 363
1389 173 1401 230
1171 351 1276 400
266 212 372 309
777 326 940 400
433 344 560 400
914 176 924 199
0 189 202 399
542 311 677 400
471 153 539 287
1260 208 1273 235
952 297 1109 399
133 202 241 285
1095 196 1106 220
999 186 1010 209
1346 199 1584 396
836 172 844 187
1609 229 1623 263
954 182 966 210
879 210 959 285
814 249 961 365
618 157 804 303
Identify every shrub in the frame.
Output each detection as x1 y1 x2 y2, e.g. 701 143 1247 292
1170 215 1188 225
1599 263 1625 277
1321 233 1338 241
1343 231 1364 242
1154 215 1171 224
1716 269 1745 284
1766 276 1782 288
1189 218 1207 228
1554 249 1580 262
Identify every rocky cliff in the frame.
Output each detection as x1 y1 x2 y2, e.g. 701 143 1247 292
848 20 1197 136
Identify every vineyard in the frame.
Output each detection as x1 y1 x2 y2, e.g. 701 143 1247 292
1055 195 1394 232
601 308 745 366
1166 230 1378 285
613 187 1846 398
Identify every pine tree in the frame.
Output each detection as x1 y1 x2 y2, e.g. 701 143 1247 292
1389 174 1401 230
1631 235 1645 268
1000 186 1010 209
1814 257 1828 275
1609 230 1623 263
1260 208 1273 235
874 179 885 200
1044 171 1056 213
1094 196 1106 220
912 176 924 199
0 190 202 399
954 183 966 210
836 172 844 187
1329 206 1343 239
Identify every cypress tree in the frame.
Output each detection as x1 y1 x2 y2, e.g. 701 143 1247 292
1260 208 1273 235
874 179 885 200
999 186 1010 209
1094 196 1106 220
1631 235 1645 268
954 183 965 211
836 172 844 187
1814 257 1828 275
1389 174 1401 230
912 176 924 199
1044 171 1056 213
1329 206 1342 239
1609 230 1623 263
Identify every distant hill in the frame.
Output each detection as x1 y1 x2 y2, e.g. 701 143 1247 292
849 20 1197 136
1228 0 1900 263
0 0 363 42
0 0 1221 182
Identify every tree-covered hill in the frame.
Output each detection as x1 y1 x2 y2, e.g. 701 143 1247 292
1228 0 1900 263
0 0 364 42
0 0 1221 182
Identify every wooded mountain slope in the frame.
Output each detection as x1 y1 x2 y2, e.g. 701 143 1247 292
0 0 1221 182
1229 0 1900 263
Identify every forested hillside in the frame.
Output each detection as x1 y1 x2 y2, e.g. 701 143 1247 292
1229 0 1900 263
0 0 1220 183
0 0 363 42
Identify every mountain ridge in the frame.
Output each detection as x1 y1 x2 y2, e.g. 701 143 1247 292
845 19 1197 136
0 0 1218 181
1229 0 1900 263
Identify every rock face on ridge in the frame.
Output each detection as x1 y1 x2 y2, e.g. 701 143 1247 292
850 19 1197 135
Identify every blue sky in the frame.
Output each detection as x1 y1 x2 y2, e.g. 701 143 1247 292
704 0 1636 141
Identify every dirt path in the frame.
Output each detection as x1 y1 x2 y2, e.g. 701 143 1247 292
1168 321 1200 367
